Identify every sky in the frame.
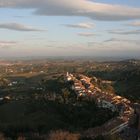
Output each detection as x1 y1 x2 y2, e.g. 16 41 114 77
0 0 140 58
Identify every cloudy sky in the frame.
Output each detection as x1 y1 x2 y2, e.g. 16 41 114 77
0 0 140 58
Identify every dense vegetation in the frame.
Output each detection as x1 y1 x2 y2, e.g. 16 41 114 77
0 59 139 139
0 74 116 139
0 99 116 139
114 69 140 102
86 61 140 103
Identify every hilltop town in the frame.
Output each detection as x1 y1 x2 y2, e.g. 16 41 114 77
0 59 140 140
66 72 140 140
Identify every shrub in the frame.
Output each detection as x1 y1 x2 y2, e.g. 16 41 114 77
48 130 80 140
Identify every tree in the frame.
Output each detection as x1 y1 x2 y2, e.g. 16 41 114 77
61 88 70 103
48 130 80 140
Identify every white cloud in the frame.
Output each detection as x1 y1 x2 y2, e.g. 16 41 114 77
78 32 95 37
108 29 140 35
127 21 140 27
0 23 43 31
104 38 140 45
0 41 17 48
88 38 140 51
0 0 140 21
63 22 95 29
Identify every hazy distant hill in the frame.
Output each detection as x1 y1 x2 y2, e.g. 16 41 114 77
86 60 140 102
114 68 140 102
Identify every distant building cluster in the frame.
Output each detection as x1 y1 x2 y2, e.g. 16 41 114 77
66 72 140 140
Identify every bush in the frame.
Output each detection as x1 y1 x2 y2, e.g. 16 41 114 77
48 130 80 140
0 133 5 140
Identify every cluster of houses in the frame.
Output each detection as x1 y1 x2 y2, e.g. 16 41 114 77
66 72 140 140
66 72 94 97
95 93 133 118
66 72 133 117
